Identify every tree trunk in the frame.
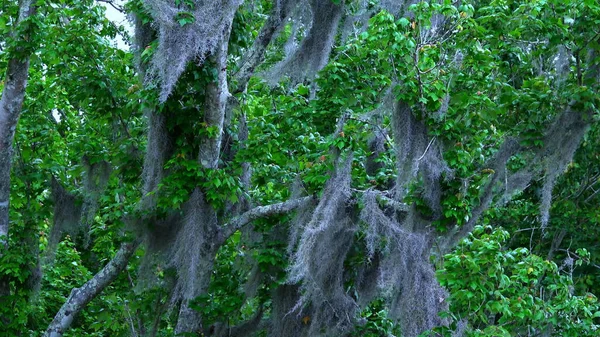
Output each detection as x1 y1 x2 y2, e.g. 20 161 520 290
0 0 36 246
0 0 37 323
44 240 140 337
173 14 235 335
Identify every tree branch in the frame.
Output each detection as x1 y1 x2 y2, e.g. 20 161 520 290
220 195 315 240
44 240 141 337
232 0 297 94
96 0 124 13
440 138 521 251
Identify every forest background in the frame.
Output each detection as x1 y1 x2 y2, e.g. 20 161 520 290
0 0 599 336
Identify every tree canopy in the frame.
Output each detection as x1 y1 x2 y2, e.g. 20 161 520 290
0 0 599 336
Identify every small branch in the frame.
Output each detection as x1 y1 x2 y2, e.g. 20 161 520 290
347 116 394 147
96 0 124 13
584 185 600 203
124 301 139 337
126 270 145 334
417 137 436 161
556 249 600 270
220 196 315 240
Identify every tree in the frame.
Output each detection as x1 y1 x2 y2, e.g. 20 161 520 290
0 0 599 336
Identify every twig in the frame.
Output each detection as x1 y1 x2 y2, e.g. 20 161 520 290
96 0 124 13
556 249 600 270
417 137 436 161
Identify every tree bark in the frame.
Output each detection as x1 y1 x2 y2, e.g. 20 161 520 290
44 240 140 337
172 195 314 334
174 265 212 335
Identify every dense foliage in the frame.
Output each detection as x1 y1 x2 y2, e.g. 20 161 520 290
0 0 599 336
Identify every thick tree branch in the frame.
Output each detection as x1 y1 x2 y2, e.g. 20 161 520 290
199 25 233 169
220 195 315 241
44 240 141 337
0 2 37 320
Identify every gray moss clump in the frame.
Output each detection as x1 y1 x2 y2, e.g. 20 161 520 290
392 99 452 216
287 156 358 336
266 0 343 85
143 0 242 101
47 178 83 262
537 110 590 228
